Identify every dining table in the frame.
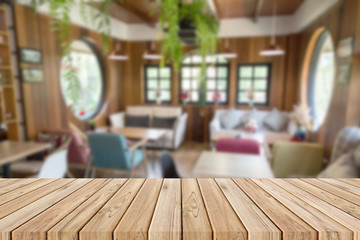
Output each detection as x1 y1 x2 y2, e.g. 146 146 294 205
0 140 52 178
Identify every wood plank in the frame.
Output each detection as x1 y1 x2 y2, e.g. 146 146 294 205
0 179 20 192
253 179 353 240
0 179 56 206
148 179 181 240
69 179 144 240
12 179 112 240
303 178 360 206
216 179 281 240
233 178 316 240
48 179 127 240
286 179 360 219
182 179 212 240
197 178 247 239
271 179 360 239
114 179 163 240
338 179 360 188
0 178 38 195
0 179 90 240
0 179 72 219
321 179 360 195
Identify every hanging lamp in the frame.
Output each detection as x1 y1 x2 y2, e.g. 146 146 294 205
260 0 285 56
217 39 237 59
108 41 128 61
143 41 162 60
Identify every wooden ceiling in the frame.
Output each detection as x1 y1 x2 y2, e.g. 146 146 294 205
214 0 305 19
90 0 305 25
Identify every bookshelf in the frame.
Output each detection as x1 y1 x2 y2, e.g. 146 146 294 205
0 6 19 140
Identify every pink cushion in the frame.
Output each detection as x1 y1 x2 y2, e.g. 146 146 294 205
68 131 91 164
216 138 260 155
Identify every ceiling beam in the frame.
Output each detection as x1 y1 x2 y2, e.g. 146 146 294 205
206 0 218 19
114 1 156 28
253 0 264 23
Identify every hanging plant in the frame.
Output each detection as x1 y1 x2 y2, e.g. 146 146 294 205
31 0 219 106
31 0 114 56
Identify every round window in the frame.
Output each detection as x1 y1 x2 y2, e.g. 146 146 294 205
60 39 105 120
308 30 336 130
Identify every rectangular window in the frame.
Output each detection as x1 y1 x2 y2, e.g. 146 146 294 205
180 55 229 104
237 63 271 105
144 65 172 103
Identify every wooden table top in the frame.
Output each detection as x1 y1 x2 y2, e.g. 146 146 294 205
109 127 167 141
0 178 359 240
0 141 52 166
193 151 274 178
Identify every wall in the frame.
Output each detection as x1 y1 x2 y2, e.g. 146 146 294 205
119 36 300 142
298 0 360 156
14 4 122 139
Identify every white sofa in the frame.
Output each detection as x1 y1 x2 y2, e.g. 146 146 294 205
210 109 296 141
110 106 188 150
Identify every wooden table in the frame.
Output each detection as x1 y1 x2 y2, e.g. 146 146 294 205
0 141 52 178
0 178 359 239
193 151 274 178
106 127 166 141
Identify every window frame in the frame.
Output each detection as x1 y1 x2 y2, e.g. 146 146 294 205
179 56 230 105
60 38 106 121
236 63 272 106
144 64 173 104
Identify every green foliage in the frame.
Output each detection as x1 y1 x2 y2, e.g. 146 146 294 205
31 0 219 106
160 0 219 105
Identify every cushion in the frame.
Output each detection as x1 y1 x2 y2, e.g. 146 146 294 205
216 138 260 155
125 115 150 127
241 108 262 127
153 107 182 118
317 152 359 178
220 108 240 130
152 117 178 129
263 108 289 132
126 106 153 116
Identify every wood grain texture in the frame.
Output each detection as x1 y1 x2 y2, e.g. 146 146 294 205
253 179 352 240
198 178 247 239
113 179 163 240
12 179 110 240
79 179 144 240
0 178 37 195
0 179 89 240
271 179 360 240
182 179 212 240
233 178 317 240
149 179 181 240
216 178 281 240
47 179 126 240
285 179 360 219
0 179 55 206
0 179 359 239
303 178 360 206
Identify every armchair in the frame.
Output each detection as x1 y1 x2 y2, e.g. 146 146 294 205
272 141 324 178
87 132 148 177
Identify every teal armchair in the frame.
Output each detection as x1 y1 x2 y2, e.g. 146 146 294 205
87 132 147 177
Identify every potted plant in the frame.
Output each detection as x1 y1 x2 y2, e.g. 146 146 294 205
179 90 190 105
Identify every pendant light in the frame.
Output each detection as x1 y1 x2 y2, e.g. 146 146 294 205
260 0 285 56
217 39 237 59
143 41 162 60
108 41 128 61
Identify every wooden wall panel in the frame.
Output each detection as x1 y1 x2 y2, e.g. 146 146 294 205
297 0 360 156
14 4 123 139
